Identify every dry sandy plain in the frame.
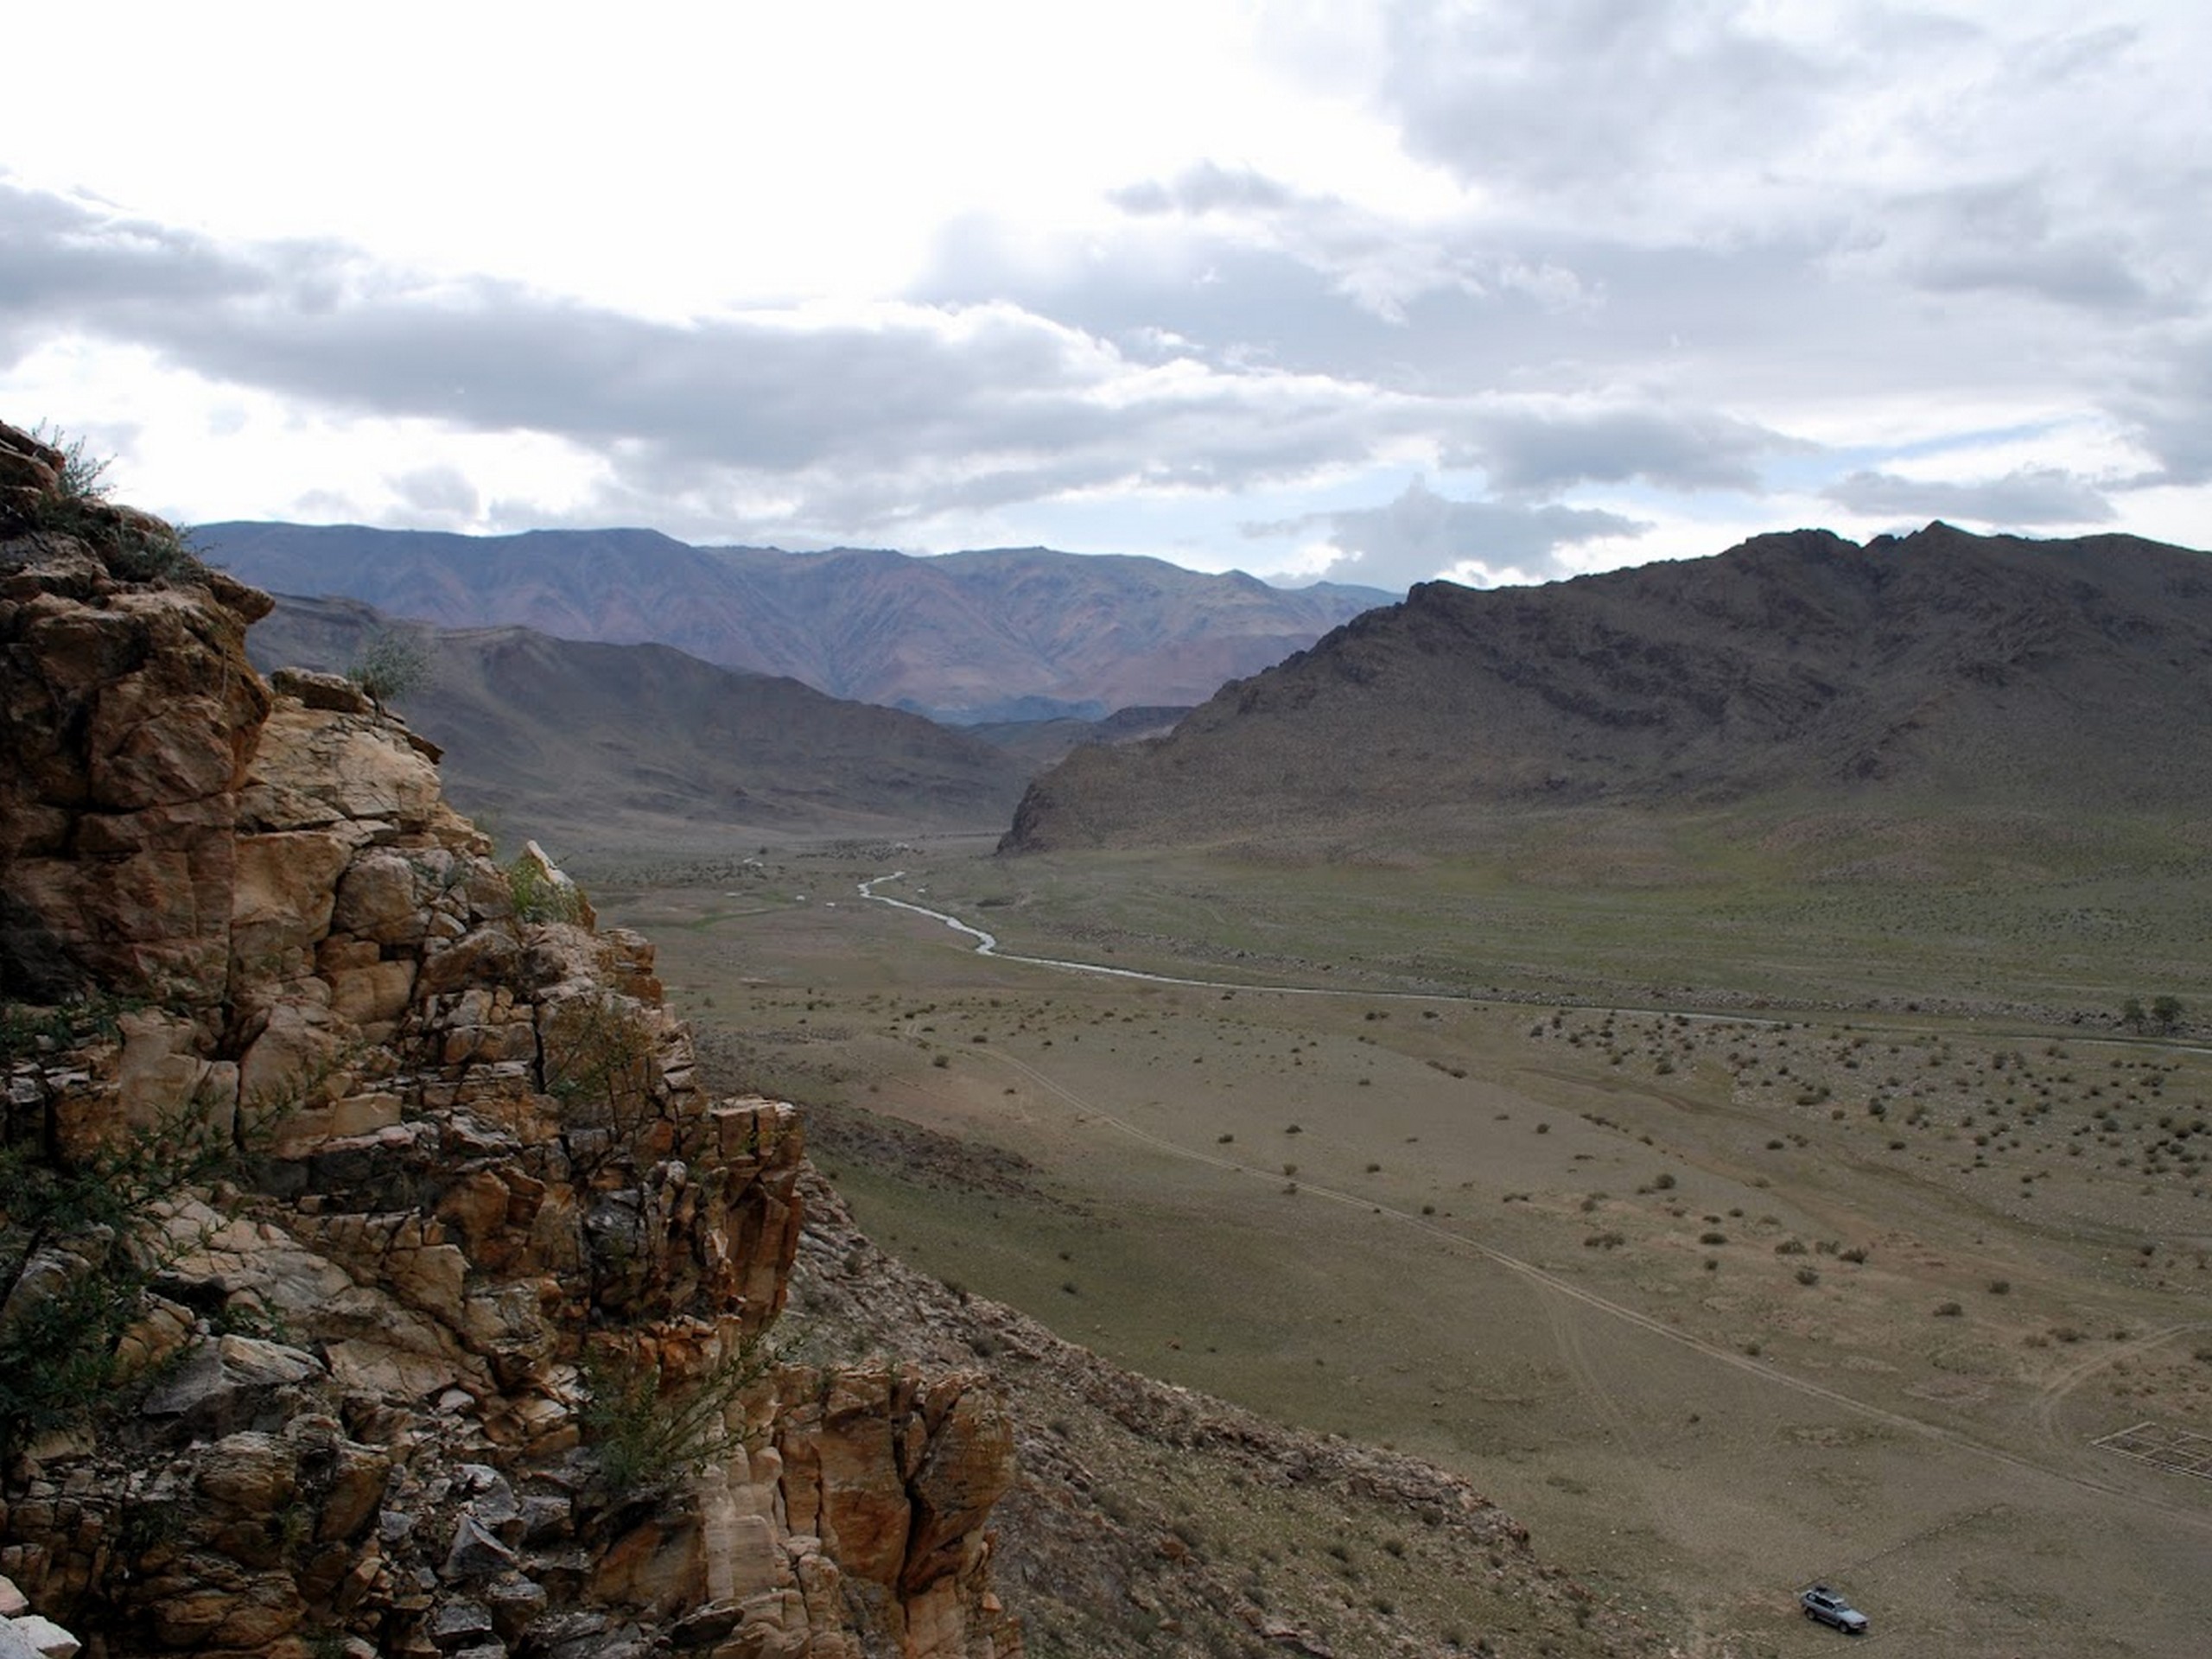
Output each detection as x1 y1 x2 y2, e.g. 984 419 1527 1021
590 837 2212 1657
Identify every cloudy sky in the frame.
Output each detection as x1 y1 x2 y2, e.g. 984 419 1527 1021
4 2 2207 591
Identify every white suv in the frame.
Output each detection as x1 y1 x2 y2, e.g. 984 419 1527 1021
1800 1586 1869 1635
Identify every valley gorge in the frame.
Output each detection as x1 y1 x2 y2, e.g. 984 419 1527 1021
0 435 1663 1658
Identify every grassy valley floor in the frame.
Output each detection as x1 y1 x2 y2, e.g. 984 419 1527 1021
590 836 2212 1657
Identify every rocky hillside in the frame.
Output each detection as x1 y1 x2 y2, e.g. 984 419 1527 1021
200 523 1390 722
0 421 1017 1657
1002 524 2212 856
249 594 1033 848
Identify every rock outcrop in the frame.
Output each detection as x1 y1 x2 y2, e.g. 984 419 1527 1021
0 421 1018 1657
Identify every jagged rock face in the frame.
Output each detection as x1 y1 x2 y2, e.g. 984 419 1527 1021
0 438 1019 1659
0 473 274 1006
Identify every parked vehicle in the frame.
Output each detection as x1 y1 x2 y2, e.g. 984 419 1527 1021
1800 1585 1869 1634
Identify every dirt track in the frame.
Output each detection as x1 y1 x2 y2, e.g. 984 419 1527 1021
617 861 2212 1656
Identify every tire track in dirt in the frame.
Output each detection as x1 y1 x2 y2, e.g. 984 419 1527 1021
858 874 2212 1529
2029 1322 2211 1449
976 1044 2212 1535
1539 1291 1698 1554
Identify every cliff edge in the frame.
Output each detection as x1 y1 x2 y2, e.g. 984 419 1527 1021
0 418 1018 1658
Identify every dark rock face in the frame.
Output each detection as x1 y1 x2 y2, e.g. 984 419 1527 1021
1001 523 2212 853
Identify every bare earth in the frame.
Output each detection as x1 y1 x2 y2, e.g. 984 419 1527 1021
594 841 2212 1658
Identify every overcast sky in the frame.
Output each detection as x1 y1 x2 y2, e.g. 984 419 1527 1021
4 1 2207 591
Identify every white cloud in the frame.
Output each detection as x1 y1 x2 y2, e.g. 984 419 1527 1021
1822 466 2117 527
1253 479 1646 589
2 1 2209 578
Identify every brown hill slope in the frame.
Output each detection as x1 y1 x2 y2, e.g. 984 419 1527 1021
202 522 1391 721
1001 523 2212 856
250 594 1031 848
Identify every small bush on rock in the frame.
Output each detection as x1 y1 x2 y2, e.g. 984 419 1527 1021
581 1333 777 1499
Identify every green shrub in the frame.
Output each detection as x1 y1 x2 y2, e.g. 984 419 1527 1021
581 1334 775 1498
17 423 204 584
505 854 588 925
346 626 433 707
0 1078 248 1456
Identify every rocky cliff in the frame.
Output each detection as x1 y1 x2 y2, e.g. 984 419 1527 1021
0 419 1018 1658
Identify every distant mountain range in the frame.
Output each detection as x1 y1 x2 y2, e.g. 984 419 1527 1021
204 524 1392 722
248 595 1035 850
1002 524 2212 858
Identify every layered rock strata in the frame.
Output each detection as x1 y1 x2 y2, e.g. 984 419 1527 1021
0 420 1017 1658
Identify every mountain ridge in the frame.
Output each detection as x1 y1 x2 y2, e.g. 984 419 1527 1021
247 593 1036 849
202 522 1393 721
1001 522 2212 857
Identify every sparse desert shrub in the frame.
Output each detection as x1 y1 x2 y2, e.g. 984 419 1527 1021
1583 1230 1626 1250
1774 1237 1808 1255
1699 1230 1728 1245
33 420 114 499
18 423 207 584
0 1077 259 1457
346 626 434 706
506 853 588 925
1796 1266 1821 1286
541 993 664 1176
1987 1279 2011 1295
580 1332 774 1499
1935 1301 1963 1318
